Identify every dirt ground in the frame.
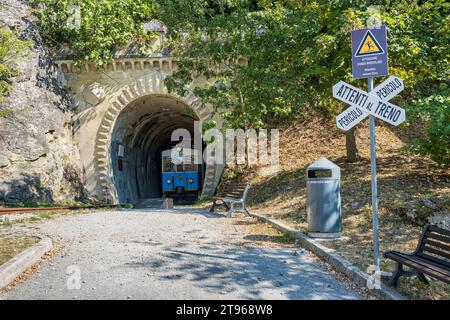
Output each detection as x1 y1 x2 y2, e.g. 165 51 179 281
0 209 364 300
0 236 39 266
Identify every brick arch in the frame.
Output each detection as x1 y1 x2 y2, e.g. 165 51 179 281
94 71 217 203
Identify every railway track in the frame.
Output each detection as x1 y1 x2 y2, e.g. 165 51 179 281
0 205 126 216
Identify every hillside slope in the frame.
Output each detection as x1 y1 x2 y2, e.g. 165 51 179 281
221 115 449 299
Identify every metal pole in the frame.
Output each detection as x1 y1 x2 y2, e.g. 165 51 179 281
368 77 380 269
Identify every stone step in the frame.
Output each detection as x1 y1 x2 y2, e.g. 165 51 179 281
134 198 173 209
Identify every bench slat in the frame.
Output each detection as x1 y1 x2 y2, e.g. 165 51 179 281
219 197 243 203
224 183 247 187
423 238 450 252
417 248 450 267
217 183 250 200
223 188 246 193
416 252 450 269
428 225 450 237
219 192 245 197
222 188 246 193
411 253 450 272
386 252 450 276
426 232 450 244
222 191 246 195
221 187 244 191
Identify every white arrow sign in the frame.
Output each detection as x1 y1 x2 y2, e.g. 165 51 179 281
335 105 367 131
333 80 405 130
372 76 404 101
335 76 404 131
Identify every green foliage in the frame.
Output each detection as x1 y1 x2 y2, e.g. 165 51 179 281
0 108 14 118
404 83 450 166
157 1 375 128
30 0 449 165
32 0 157 67
0 28 31 101
4 198 134 208
4 199 88 208
383 0 450 87
157 0 449 164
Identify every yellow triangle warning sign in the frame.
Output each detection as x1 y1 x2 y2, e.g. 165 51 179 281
355 30 384 57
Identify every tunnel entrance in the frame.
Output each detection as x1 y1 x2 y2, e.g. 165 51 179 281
110 95 203 204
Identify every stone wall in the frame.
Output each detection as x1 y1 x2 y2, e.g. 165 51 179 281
0 0 85 202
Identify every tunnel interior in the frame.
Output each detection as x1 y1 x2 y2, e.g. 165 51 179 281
110 95 203 204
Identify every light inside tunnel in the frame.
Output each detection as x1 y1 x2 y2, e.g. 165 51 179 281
110 95 204 204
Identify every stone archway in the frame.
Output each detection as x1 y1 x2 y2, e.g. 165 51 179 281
56 58 223 204
94 73 218 203
109 95 200 204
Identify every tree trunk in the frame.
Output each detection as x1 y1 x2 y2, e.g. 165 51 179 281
345 128 359 162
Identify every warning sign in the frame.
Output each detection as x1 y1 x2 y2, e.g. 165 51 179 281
352 26 388 79
333 81 406 127
355 30 384 57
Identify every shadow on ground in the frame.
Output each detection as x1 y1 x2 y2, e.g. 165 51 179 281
120 217 360 300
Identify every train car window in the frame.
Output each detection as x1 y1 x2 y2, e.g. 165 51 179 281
183 154 198 172
184 163 197 171
162 156 174 172
118 158 123 171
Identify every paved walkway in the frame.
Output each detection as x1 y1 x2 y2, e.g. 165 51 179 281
1 209 362 300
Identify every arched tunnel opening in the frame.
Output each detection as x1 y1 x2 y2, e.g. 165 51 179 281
110 95 205 205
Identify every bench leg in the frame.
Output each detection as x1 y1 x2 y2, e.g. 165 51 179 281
226 203 235 218
243 205 251 217
209 200 216 213
417 272 429 285
388 263 403 287
223 201 230 210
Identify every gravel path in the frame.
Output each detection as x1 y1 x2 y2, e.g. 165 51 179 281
0 208 362 300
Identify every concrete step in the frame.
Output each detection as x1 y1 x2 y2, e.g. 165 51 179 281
134 198 173 209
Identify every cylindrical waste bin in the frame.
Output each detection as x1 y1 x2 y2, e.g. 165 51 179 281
306 157 342 238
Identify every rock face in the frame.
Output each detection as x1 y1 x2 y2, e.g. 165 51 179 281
0 0 85 202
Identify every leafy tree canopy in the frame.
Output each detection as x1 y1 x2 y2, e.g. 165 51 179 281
32 0 157 66
32 0 450 165
158 0 449 126
157 0 449 165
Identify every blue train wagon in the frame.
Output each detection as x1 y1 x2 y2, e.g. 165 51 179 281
161 148 201 202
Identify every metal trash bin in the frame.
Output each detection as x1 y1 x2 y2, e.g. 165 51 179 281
306 157 342 238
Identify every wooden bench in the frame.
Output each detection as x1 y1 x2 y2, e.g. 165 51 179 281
384 223 450 287
209 183 251 218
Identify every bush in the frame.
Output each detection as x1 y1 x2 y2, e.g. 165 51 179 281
0 28 30 101
404 84 450 167
32 0 157 67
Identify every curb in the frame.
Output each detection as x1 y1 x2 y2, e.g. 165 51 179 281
0 236 53 290
249 212 406 300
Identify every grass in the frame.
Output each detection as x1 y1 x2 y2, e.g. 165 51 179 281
1 199 134 209
0 236 40 266
221 116 450 300
36 211 60 220
0 207 120 228
194 197 212 206
0 108 14 118
2 199 90 208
